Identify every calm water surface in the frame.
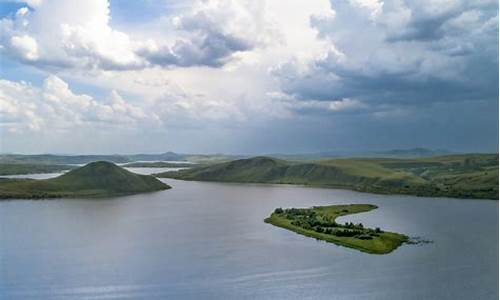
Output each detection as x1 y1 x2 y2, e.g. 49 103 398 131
0 174 497 299
0 167 183 180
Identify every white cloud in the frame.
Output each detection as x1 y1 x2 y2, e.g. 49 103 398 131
267 91 367 114
0 79 44 132
0 75 151 133
0 0 496 153
349 0 384 20
9 34 38 60
136 0 280 67
328 98 366 111
0 0 279 70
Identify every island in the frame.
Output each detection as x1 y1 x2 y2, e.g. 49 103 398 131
156 154 499 199
0 161 170 199
265 204 408 254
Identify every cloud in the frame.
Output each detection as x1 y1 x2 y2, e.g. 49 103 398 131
268 91 367 115
0 75 151 133
9 34 38 61
139 0 277 67
0 0 276 70
349 0 384 20
0 0 145 70
274 0 498 110
0 0 497 154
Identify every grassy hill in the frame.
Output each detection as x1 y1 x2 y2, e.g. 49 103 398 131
121 161 196 168
0 161 170 199
156 154 498 199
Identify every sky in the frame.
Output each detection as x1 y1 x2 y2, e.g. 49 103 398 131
0 0 498 155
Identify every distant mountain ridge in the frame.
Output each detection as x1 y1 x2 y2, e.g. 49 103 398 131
266 148 454 160
374 148 453 158
0 148 470 166
0 152 186 165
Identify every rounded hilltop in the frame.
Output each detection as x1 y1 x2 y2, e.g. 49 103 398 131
0 161 171 199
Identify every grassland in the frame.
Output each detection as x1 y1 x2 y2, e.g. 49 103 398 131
156 154 498 199
0 161 170 199
265 204 408 254
122 162 196 168
0 163 76 175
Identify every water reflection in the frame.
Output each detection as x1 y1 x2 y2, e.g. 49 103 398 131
0 179 497 300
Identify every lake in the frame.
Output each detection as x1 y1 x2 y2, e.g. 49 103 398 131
0 174 497 299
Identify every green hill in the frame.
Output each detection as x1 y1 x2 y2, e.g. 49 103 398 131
156 154 498 199
122 161 196 168
0 161 170 199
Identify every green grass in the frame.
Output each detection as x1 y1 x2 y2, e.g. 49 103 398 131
265 204 408 254
122 162 197 168
183 154 242 164
0 161 170 199
156 154 498 199
0 163 76 175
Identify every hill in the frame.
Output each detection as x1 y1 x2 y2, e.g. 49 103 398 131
156 154 498 199
0 161 170 199
122 161 196 168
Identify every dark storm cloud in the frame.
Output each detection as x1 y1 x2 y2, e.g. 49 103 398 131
385 0 498 42
140 31 252 68
138 5 256 68
275 0 498 109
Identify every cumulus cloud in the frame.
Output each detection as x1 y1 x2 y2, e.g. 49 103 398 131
0 0 276 70
349 0 384 20
0 0 497 153
9 34 38 61
274 0 498 110
0 0 144 70
0 75 151 133
139 0 277 67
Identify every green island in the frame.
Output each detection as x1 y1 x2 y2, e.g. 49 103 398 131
0 161 170 199
122 161 197 168
156 154 498 200
265 204 408 254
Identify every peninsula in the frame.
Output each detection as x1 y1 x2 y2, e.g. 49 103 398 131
265 204 408 254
